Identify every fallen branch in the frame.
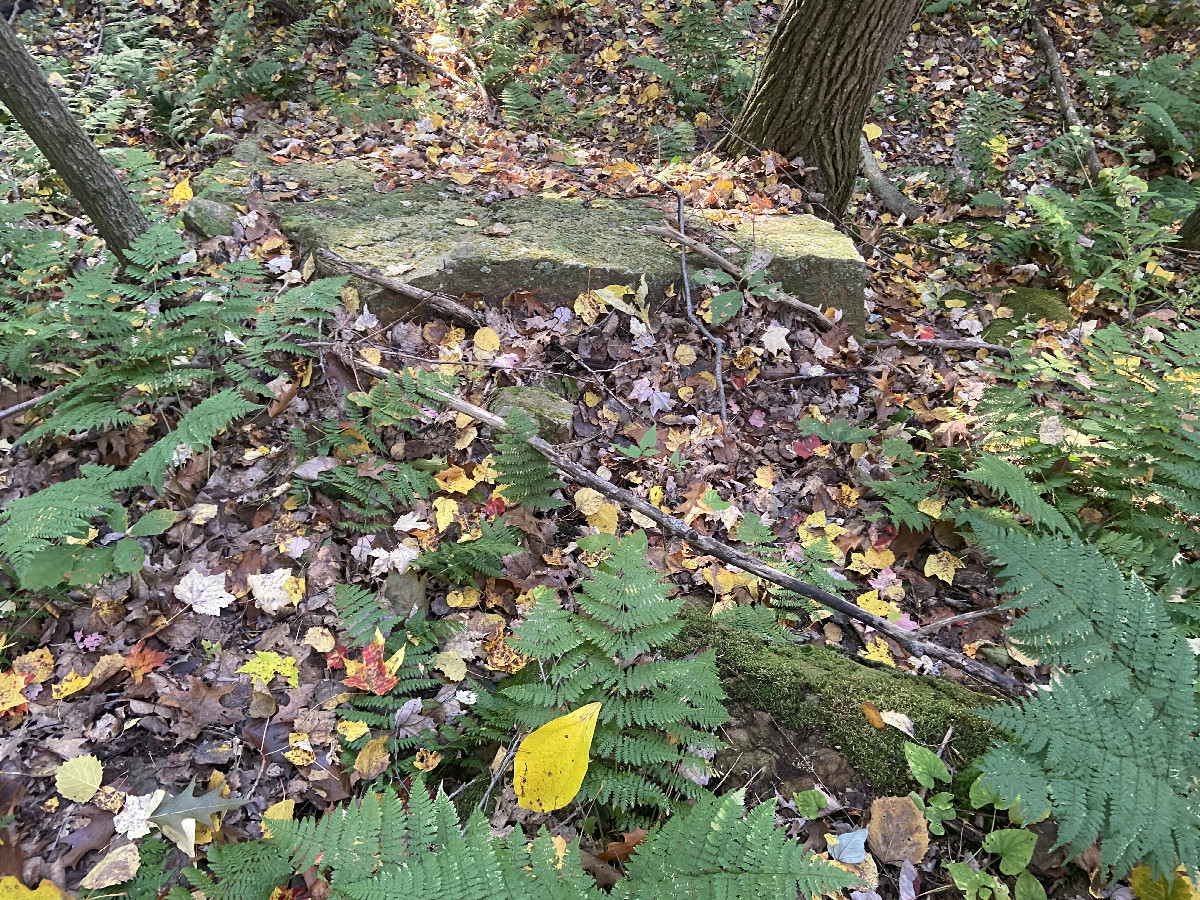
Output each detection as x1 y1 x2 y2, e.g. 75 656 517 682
349 353 1027 697
639 224 833 333
314 248 484 327
865 336 1012 357
859 136 923 221
1032 16 1103 180
330 26 498 123
0 393 44 422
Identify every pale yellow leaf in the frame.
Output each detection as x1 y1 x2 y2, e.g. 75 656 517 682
56 755 103 803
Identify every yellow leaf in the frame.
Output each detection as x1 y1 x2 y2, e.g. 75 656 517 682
284 732 316 767
0 671 29 716
56 754 103 803
171 179 193 202
433 650 467 682
79 843 141 890
917 497 945 519
0 878 66 900
861 638 897 667
337 719 370 742
449 171 474 185
360 348 382 366
355 735 391 779
514 702 602 812
754 465 777 490
52 669 92 700
435 465 477 494
573 487 606 516
413 748 442 771
13 647 54 683
433 497 459 531
1130 866 1195 900
924 551 964 584
260 799 295 839
856 590 900 620
303 626 336 654
674 344 697 365
863 546 896 570
862 122 883 142
586 502 619 534
237 651 300 688
474 327 501 358
574 289 607 326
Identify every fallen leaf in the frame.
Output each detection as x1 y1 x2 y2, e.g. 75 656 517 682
337 719 370 742
13 647 54 683
862 701 885 729
79 843 140 890
867 796 929 865
433 650 467 682
861 638 896 668
125 640 169 684
596 827 648 862
56 755 103 803
586 502 619 534
924 551 964 584
238 651 300 688
248 568 303 614
303 626 337 654
113 790 165 840
174 569 235 616
573 487 605 516
0 670 32 717
413 748 442 771
344 630 405 696
0 878 66 900
355 736 391 779
52 670 92 700
514 702 602 812
260 799 294 839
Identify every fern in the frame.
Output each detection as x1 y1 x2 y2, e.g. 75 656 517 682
961 454 1070 535
493 408 565 510
957 89 1023 187
333 584 402 647
347 368 460 434
971 523 1200 883
502 531 728 813
199 781 858 900
414 520 523 584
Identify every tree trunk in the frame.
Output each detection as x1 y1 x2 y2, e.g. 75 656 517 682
0 15 149 262
1179 205 1200 251
723 0 923 219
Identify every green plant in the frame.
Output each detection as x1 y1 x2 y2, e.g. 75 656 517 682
694 264 780 326
493 408 566 510
957 89 1022 189
180 781 858 900
969 522 1200 884
501 530 728 813
615 424 659 460
413 519 524 584
1023 168 1174 308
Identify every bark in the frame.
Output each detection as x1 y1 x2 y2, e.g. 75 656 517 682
0 15 149 261
722 0 923 218
1179 205 1200 251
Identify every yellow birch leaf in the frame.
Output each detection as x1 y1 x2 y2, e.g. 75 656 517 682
573 487 605 516
433 497 460 531
586 503 619 534
80 843 141 890
924 551 964 584
260 799 295 839
56 754 103 802
355 736 391 779
360 348 382 366
52 669 92 700
514 702 602 812
917 496 945 519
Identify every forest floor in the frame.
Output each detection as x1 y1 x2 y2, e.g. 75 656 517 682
1 0 1197 896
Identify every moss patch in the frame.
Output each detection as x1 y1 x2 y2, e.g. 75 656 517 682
669 611 996 795
982 287 1072 345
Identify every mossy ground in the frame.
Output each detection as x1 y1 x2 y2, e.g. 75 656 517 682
669 610 996 796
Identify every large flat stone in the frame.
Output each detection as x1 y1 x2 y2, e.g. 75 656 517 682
197 154 865 331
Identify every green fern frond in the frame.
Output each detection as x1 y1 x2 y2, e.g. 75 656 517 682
493 408 565 510
961 453 1071 534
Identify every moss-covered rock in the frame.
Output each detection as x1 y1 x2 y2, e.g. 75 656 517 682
182 198 239 239
670 611 996 796
490 386 574 444
193 155 867 330
982 287 1072 345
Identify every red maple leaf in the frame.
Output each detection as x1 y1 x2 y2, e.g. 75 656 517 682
483 495 507 517
326 645 349 670
792 434 823 459
343 632 403 696
125 640 170 685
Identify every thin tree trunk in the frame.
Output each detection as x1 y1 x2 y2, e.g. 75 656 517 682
721 0 922 219
0 15 149 261
1179 205 1200 251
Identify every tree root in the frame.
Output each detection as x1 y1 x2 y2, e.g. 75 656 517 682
859 136 923 221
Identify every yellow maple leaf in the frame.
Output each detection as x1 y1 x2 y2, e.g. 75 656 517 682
0 877 67 900
14 647 54 683
514 702 602 812
171 179 193 203
0 671 30 716
856 590 900 621
924 551 964 584
337 719 371 742
237 651 300 688
434 465 476 494
433 496 459 531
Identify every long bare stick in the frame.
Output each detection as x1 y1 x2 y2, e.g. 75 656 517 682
350 354 1026 697
315 249 484 327
865 336 1012 357
1032 17 1103 180
639 224 833 332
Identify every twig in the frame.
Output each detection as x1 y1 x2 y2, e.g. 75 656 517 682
859 135 923 221
477 732 524 814
913 606 1007 638
916 725 955 801
329 26 497 122
7 0 18 25
865 336 1012 357
350 352 1030 698
1 159 17 203
1032 16 1103 181
639 223 833 333
640 173 727 421
314 248 484 327
0 394 42 422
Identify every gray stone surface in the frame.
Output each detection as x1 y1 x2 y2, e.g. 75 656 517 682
182 197 239 239
490 386 574 444
196 150 866 331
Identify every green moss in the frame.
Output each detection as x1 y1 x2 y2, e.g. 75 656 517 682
982 287 1072 345
668 611 996 795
